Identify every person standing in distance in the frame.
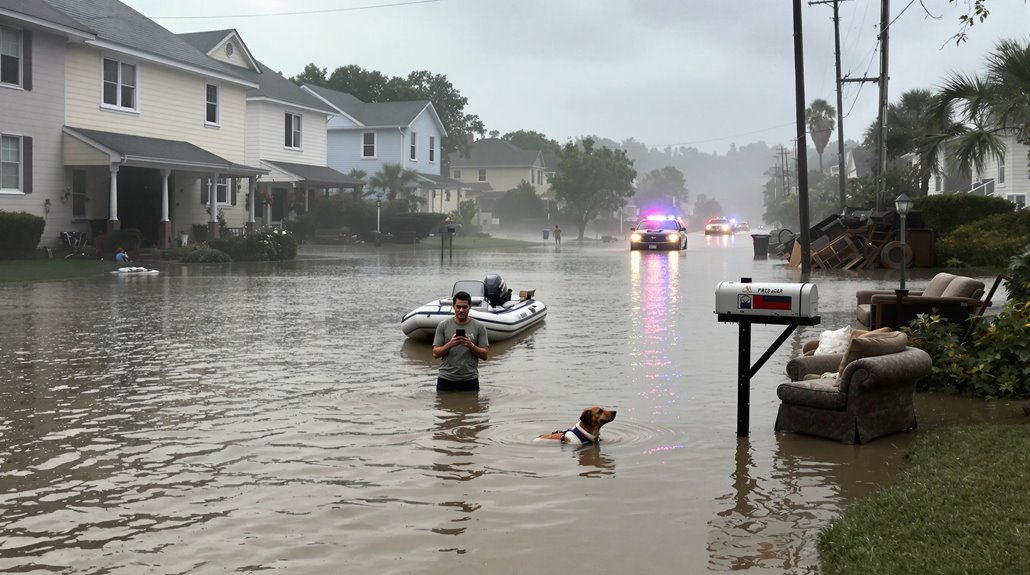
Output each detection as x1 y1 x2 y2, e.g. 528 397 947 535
433 291 489 391
553 225 562 246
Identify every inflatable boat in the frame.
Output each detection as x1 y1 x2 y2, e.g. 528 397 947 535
110 266 160 274
401 274 547 341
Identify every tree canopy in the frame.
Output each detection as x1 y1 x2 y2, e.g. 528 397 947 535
291 64 485 167
497 182 546 223
549 138 636 240
806 99 836 173
634 166 688 214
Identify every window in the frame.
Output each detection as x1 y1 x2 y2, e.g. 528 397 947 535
205 84 219 125
453 169 461 179
102 57 136 110
934 175 941 192
1 26 21 87
478 169 486 182
284 113 301 148
205 177 234 205
429 136 435 163
410 131 417 160
445 190 451 202
999 155 1005 184
1007 194 1026 209
537 169 543 184
362 132 375 157
1 134 21 190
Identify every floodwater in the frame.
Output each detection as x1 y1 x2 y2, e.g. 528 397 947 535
0 234 1022 574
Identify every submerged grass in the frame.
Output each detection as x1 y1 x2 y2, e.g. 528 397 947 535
818 423 1030 574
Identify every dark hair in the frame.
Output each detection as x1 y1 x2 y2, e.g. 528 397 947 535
453 291 472 304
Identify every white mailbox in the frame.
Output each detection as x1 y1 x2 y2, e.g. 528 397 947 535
715 281 818 320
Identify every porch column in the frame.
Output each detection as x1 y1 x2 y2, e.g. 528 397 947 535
107 164 121 233
246 177 256 233
304 188 310 213
158 168 171 249
208 173 220 239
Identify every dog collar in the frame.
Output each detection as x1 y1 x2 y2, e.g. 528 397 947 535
567 423 597 444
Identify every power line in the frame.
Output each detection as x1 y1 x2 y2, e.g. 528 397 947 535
149 0 442 20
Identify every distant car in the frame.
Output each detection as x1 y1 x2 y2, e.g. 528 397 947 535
733 220 751 232
630 215 688 251
704 217 733 235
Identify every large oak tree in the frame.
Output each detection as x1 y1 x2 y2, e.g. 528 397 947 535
549 138 636 240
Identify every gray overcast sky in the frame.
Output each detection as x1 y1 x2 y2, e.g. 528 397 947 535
122 0 1030 154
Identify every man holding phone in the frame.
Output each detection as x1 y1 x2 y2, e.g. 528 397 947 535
432 290 489 391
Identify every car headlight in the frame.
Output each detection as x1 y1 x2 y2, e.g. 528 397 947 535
666 233 678 242
631 233 642 242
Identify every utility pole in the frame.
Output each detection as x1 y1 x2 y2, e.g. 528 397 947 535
811 0 849 212
876 0 891 212
792 0 812 274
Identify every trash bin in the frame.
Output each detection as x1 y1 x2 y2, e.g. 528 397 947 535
750 233 770 258
542 229 550 240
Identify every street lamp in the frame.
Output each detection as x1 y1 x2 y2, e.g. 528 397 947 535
376 195 382 233
895 193 913 292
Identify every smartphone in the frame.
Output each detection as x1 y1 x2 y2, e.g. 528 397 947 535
455 328 466 337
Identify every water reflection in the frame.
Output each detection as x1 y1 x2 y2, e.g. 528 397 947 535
629 252 683 418
430 392 488 548
572 444 616 478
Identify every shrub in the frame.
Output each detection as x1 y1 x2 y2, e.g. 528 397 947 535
0 210 46 259
915 193 1014 237
181 247 232 263
209 227 297 261
1004 244 1030 304
384 212 449 239
192 223 210 243
936 209 1030 267
97 228 143 257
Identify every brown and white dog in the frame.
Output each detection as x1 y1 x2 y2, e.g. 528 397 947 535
537 406 617 445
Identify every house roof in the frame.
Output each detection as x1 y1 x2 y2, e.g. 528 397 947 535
301 84 444 133
41 0 254 86
448 138 544 169
64 126 266 176
178 30 334 114
262 160 364 188
416 173 465 189
1 0 96 37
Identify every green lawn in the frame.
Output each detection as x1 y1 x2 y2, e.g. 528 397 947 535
818 423 1030 574
0 259 120 284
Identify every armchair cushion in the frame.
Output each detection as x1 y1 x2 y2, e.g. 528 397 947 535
837 331 908 381
776 379 847 410
923 272 958 297
940 276 985 299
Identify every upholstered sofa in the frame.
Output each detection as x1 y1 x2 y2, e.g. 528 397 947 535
855 272 986 330
775 331 932 444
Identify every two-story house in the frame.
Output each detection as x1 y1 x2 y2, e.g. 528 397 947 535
179 29 362 228
0 1 94 246
927 135 1028 209
300 84 464 215
11 0 269 249
447 138 548 196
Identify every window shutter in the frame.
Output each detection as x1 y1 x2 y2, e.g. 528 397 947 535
230 179 237 206
201 179 208 205
22 30 31 91
22 137 32 193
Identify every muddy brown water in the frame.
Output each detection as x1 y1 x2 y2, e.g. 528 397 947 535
0 234 1022 574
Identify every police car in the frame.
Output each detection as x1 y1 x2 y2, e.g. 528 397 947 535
629 214 688 251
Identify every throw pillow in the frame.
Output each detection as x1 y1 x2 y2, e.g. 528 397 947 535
814 325 852 356
837 331 908 378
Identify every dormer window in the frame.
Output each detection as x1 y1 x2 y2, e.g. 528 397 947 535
225 42 234 57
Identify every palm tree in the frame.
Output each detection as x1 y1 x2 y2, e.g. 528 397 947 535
347 168 367 200
864 89 935 194
918 38 1030 179
806 99 836 173
368 163 420 203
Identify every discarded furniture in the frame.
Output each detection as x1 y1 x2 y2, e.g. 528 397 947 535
855 272 986 331
775 331 931 443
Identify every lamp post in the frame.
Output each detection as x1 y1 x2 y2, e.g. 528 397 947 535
376 197 382 233
895 193 912 292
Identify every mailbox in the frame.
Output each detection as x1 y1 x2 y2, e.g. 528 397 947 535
715 281 818 320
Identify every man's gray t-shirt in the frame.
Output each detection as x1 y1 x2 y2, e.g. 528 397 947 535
434 317 489 381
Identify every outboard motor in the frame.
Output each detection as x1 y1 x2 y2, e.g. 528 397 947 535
484 274 512 307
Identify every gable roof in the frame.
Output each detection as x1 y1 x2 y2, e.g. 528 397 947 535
448 138 544 169
41 0 255 87
0 0 96 38
301 84 445 134
178 31 334 114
